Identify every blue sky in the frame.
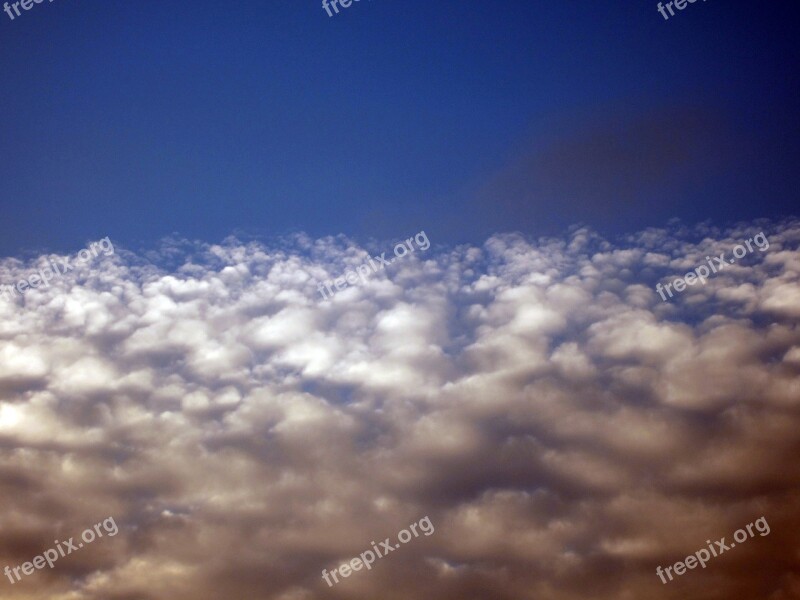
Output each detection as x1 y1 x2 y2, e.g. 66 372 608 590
0 0 797 256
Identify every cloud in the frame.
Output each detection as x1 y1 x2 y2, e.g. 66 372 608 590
0 220 799 599
466 105 742 236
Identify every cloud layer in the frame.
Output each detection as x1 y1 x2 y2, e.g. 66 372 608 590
1 219 799 599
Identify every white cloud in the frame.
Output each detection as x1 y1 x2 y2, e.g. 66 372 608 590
0 219 798 599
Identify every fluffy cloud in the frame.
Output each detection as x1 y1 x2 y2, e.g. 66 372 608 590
0 220 799 599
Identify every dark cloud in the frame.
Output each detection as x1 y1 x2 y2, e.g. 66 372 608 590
465 104 747 236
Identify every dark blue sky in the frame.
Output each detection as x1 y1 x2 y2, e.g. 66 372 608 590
0 0 797 256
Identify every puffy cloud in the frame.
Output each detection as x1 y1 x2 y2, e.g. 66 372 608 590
0 220 799 599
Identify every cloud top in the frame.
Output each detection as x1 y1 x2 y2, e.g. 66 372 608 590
1 219 799 599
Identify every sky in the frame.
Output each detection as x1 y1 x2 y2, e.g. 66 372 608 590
0 0 798 255
1 2 799 600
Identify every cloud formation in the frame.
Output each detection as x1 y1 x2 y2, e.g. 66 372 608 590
1 219 799 599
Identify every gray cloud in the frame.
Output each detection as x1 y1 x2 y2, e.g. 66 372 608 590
465 105 741 236
0 220 799 599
